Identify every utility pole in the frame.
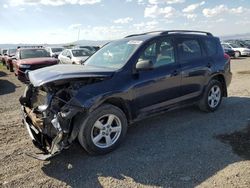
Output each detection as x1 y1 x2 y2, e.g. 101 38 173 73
77 28 81 42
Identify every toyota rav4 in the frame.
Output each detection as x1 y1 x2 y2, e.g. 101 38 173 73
20 30 232 160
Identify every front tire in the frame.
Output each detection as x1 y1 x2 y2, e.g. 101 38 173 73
78 104 128 155
199 80 223 112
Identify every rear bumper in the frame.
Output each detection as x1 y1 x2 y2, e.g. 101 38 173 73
226 72 232 87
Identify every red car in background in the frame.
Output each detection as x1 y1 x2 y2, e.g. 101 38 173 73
0 49 8 65
6 48 17 72
13 46 58 83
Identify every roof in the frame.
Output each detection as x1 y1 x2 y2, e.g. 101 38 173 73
125 30 213 39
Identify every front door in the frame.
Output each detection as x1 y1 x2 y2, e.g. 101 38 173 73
132 37 181 115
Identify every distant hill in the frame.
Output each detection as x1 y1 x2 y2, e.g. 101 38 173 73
1 33 250 49
220 33 250 40
68 39 110 46
0 40 110 49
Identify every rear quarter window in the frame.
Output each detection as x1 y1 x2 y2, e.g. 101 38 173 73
204 38 218 56
177 39 202 61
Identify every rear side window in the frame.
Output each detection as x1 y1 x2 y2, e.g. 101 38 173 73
204 38 218 56
177 39 202 61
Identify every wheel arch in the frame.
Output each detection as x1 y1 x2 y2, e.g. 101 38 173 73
69 97 132 143
210 74 227 97
102 97 132 124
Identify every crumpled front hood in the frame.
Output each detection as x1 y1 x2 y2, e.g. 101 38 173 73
28 64 114 87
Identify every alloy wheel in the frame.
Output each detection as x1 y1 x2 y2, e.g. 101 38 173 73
91 114 122 148
208 85 221 108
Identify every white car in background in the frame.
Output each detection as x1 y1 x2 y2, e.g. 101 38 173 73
58 48 91 64
45 47 64 58
221 42 250 58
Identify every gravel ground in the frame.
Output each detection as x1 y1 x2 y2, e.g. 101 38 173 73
0 58 250 188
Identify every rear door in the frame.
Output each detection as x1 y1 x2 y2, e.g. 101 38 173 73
176 36 211 100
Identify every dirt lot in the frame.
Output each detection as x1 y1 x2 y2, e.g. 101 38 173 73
1 58 250 188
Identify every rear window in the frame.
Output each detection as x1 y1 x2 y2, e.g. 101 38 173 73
51 48 63 53
178 39 202 61
204 38 218 56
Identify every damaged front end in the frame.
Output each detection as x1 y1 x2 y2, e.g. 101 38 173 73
20 82 84 160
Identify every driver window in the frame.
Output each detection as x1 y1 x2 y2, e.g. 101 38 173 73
138 39 175 68
156 39 175 67
138 42 157 64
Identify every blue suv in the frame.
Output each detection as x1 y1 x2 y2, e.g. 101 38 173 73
20 30 232 160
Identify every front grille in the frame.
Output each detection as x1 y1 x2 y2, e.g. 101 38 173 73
30 63 56 70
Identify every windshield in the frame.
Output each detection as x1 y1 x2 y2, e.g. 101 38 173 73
72 49 91 57
9 49 17 55
85 39 142 69
222 44 230 49
20 49 50 59
51 48 63 53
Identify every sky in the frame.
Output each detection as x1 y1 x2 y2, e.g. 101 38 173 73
0 0 250 44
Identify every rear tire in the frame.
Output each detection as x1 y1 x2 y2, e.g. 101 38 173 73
78 104 128 155
199 80 223 112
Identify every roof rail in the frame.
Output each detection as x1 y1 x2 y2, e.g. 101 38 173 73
161 30 213 36
17 45 44 49
125 30 165 38
125 30 213 38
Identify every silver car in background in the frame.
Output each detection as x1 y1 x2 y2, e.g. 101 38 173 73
45 47 64 58
58 48 91 64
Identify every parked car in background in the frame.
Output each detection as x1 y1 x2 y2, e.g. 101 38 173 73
58 48 91 64
45 47 64 58
20 30 232 160
225 40 250 49
221 42 250 57
222 46 235 58
0 49 8 65
13 46 58 83
6 48 17 72
79 46 100 55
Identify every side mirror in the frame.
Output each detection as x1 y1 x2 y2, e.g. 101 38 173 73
136 60 153 71
11 56 17 60
4 53 7 56
67 55 72 59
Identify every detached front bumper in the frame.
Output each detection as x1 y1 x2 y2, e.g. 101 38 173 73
21 106 63 160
